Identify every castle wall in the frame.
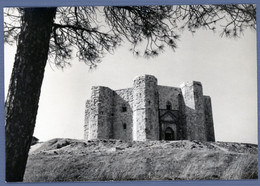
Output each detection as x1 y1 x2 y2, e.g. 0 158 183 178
86 86 114 140
84 100 91 140
157 86 187 140
133 75 159 141
133 76 148 141
95 87 114 139
180 81 207 141
113 88 133 141
145 76 159 140
178 94 188 140
204 96 215 142
157 86 181 110
85 75 214 142
87 86 100 140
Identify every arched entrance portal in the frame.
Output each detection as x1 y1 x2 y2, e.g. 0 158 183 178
165 127 175 140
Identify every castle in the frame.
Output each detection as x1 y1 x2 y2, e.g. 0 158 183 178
84 75 215 142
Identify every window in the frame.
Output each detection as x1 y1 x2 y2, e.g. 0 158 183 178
121 104 127 112
123 123 127 129
166 101 172 110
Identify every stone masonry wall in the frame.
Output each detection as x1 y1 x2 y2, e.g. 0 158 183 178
178 94 187 140
158 86 187 140
145 76 159 140
84 100 91 140
133 76 148 141
113 88 133 141
133 75 159 141
204 96 215 142
96 86 114 139
157 85 181 110
180 81 207 141
85 75 214 142
87 86 100 140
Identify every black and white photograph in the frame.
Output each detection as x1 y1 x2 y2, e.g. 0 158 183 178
2 0 258 183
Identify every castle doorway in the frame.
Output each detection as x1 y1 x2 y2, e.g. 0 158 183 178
165 127 175 140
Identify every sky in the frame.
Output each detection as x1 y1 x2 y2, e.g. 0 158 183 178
4 11 258 144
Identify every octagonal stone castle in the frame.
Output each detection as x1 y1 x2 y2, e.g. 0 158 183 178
84 75 215 142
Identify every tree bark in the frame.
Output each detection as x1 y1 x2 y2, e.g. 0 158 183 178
5 8 57 182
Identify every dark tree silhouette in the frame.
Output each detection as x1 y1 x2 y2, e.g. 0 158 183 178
4 4 256 182
5 8 57 182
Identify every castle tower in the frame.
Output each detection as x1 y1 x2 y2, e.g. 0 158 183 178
180 81 207 141
132 75 159 141
86 86 114 140
84 100 91 140
86 86 100 140
204 96 215 141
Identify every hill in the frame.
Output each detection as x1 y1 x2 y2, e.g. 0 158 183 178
24 138 258 182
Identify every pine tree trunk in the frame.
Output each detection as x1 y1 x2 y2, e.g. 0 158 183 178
5 8 57 182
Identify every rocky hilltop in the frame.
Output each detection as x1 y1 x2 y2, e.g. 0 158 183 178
24 138 258 182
